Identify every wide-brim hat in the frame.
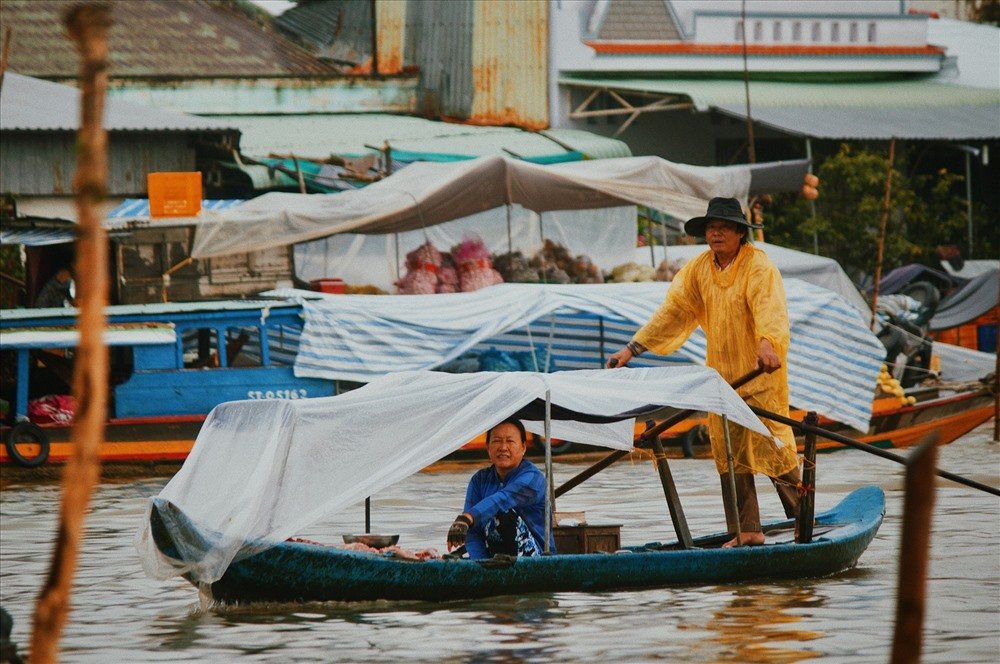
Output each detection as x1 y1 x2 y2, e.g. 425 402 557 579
684 196 762 237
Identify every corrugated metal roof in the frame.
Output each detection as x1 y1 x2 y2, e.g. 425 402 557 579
0 72 240 132
715 104 1000 140
0 0 342 78
559 74 1000 138
468 0 548 129
596 0 682 40
275 0 373 66
558 75 1000 111
107 199 244 219
215 114 631 160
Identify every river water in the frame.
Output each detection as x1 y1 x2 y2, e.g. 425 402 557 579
1 423 997 663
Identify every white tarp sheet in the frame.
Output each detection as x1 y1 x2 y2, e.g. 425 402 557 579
190 155 752 259
294 204 637 290
266 279 885 434
136 367 769 583
639 242 871 315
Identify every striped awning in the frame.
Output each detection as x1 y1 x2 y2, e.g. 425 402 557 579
0 227 75 246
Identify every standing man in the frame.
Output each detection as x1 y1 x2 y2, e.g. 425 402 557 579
446 420 555 558
607 197 801 547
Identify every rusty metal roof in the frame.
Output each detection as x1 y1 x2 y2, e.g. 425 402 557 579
0 0 343 79
1 72 240 132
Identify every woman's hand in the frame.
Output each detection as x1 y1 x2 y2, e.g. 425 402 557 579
447 513 473 551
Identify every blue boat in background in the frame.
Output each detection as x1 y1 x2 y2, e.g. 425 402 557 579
1 299 335 466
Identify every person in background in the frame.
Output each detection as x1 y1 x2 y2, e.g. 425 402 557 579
34 267 75 308
606 197 801 547
446 419 555 558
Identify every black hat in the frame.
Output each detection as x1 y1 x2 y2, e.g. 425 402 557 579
684 197 762 237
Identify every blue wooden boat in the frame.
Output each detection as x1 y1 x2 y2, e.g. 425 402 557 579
149 485 884 603
1 300 335 466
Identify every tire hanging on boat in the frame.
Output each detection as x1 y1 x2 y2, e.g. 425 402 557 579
5 422 51 468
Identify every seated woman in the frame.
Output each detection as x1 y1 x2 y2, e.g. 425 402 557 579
446 419 555 558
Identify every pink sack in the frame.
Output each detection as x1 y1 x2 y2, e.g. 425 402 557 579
28 394 77 425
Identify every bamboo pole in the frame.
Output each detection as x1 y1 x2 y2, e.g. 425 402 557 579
1 26 12 90
749 405 999 497
890 432 939 664
796 411 818 544
30 5 111 662
870 138 897 330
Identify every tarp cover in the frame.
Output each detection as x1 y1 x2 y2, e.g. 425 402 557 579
930 268 999 331
190 155 755 259
136 367 770 583
267 279 885 433
638 242 869 315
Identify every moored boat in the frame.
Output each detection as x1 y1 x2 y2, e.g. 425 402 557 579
137 367 886 604
1 300 335 466
150 486 885 603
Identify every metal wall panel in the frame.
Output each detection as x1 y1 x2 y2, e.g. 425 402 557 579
405 0 548 129
406 0 475 119
470 0 548 129
0 132 196 196
376 0 407 74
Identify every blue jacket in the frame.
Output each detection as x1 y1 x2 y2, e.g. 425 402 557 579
463 459 555 559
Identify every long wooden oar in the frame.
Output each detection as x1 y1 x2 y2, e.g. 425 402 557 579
750 405 1000 498
555 368 765 498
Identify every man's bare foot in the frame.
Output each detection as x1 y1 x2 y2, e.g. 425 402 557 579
722 532 765 548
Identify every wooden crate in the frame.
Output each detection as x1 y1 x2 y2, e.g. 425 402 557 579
554 524 622 554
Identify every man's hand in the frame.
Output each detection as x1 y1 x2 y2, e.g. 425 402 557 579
757 338 781 373
606 347 632 368
447 513 473 551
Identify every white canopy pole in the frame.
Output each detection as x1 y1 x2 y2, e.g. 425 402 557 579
544 388 553 554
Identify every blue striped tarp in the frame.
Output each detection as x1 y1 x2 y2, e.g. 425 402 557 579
284 281 884 432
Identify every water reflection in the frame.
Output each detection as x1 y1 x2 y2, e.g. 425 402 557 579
701 583 824 663
0 425 997 662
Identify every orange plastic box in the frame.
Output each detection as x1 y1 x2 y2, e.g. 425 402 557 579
148 172 202 217
310 278 346 294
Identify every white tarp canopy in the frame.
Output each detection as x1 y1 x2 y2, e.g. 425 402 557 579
136 367 770 583
639 242 870 315
190 155 759 259
268 279 885 433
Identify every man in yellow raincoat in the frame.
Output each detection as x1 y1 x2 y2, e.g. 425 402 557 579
607 197 801 547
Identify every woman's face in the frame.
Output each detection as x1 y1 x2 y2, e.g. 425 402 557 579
487 423 527 478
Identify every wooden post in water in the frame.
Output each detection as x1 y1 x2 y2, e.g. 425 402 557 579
796 411 818 544
30 6 111 662
870 137 897 330
890 432 940 664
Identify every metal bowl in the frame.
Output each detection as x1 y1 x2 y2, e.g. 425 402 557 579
342 534 399 548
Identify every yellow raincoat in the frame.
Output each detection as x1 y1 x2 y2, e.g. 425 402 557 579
634 243 799 477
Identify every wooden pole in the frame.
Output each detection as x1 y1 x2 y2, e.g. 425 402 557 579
720 415 742 546
749 405 999 497
994 271 998 442
648 420 693 548
0 26 12 90
870 138 897 330
31 6 111 662
796 411 818 544
890 432 939 664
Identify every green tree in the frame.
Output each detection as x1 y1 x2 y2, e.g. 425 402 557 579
765 145 974 281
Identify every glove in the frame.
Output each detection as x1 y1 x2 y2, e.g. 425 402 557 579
447 513 473 551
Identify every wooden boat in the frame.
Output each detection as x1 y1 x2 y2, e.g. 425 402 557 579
651 386 996 458
149 485 885 603
138 369 891 604
0 300 335 467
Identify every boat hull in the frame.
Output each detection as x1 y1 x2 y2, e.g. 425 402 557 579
173 486 885 604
